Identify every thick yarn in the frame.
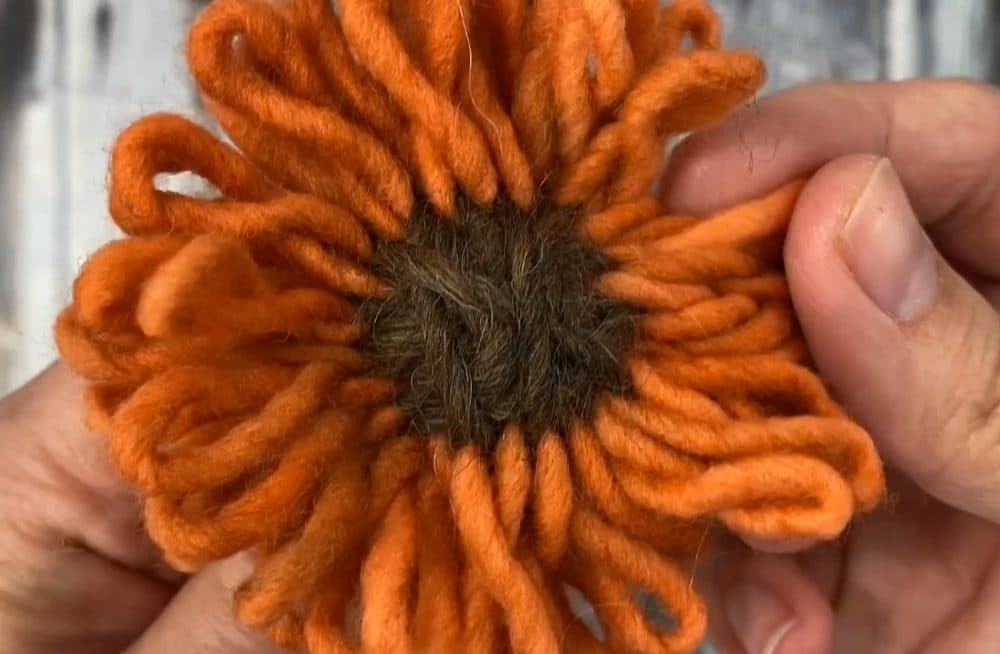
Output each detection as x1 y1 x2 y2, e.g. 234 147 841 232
54 0 885 652
358 194 635 451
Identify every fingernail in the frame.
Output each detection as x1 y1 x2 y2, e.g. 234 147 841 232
724 583 796 654
838 158 940 321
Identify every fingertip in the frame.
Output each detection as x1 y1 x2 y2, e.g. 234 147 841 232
783 154 883 275
781 156 920 486
660 131 723 214
718 555 833 654
125 553 289 654
660 113 763 215
660 82 893 219
782 154 884 320
781 155 899 423
659 92 816 216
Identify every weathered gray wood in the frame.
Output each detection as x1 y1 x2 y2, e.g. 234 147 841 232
714 0 887 90
0 0 207 389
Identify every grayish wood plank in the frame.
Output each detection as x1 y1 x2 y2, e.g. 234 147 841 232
0 0 204 389
715 0 887 90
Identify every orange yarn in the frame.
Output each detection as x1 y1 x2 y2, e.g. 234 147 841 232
55 0 885 652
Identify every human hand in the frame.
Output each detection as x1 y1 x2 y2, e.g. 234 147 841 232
663 79 1000 654
0 365 289 653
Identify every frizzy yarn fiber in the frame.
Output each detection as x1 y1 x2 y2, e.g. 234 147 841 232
54 0 885 652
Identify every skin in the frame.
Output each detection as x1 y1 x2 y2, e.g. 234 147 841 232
0 365 289 653
0 78 998 653
663 79 1000 654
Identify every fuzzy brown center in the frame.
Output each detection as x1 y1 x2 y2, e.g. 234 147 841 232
359 195 635 450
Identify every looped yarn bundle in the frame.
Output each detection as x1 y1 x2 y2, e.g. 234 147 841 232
56 0 885 652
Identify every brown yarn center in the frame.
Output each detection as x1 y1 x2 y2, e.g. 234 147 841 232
358 195 635 450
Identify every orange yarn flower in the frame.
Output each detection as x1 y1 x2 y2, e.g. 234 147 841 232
55 0 885 652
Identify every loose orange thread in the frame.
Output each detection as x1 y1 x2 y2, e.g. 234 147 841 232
55 0 885 652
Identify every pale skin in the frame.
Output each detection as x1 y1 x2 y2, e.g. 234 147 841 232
1 78 999 653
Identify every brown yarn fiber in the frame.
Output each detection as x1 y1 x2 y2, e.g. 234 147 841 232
54 0 886 652
359 195 634 451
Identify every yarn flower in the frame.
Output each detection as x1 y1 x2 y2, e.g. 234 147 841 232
56 0 884 652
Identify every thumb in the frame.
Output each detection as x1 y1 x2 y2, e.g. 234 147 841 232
124 553 290 654
786 154 1000 521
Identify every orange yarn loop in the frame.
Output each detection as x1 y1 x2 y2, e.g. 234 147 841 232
55 0 884 652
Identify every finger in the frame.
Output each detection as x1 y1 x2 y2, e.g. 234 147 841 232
0 364 171 576
0 363 109 491
124 553 289 654
827 473 1000 654
703 547 833 654
662 80 1000 278
0 540 175 654
786 153 1000 521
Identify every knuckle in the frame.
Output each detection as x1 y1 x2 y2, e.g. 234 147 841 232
922 314 1000 489
900 78 1000 114
890 78 1000 157
911 78 1000 151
